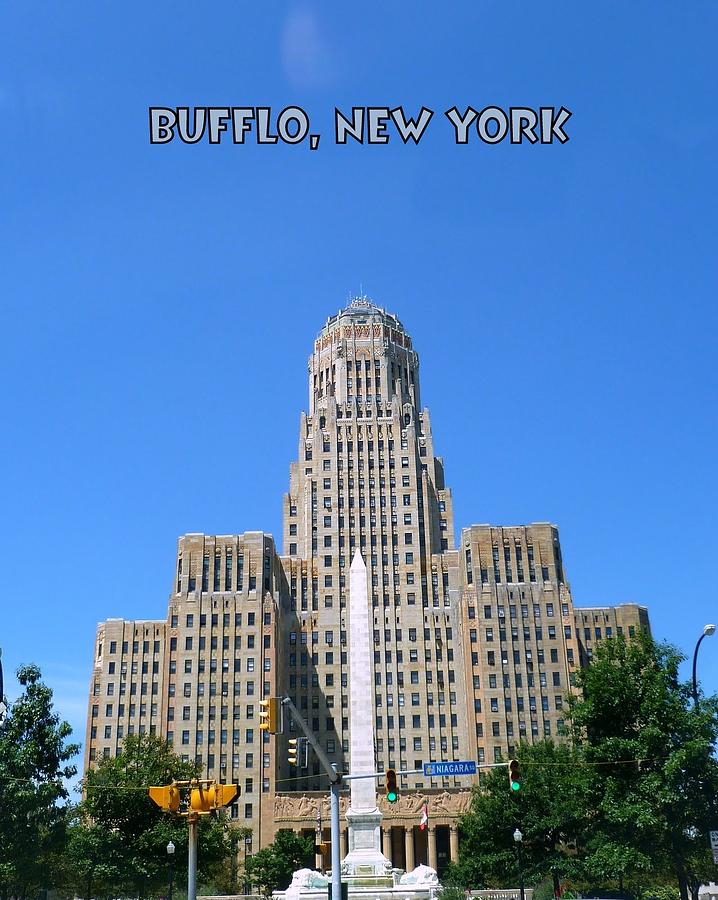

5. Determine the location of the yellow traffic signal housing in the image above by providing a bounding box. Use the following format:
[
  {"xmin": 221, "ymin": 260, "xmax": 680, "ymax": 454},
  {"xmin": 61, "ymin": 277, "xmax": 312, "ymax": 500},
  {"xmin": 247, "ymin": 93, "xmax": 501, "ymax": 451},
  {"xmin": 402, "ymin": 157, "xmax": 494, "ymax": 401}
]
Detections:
[
  {"xmin": 288, "ymin": 738, "xmax": 299, "ymax": 765},
  {"xmin": 190, "ymin": 785, "xmax": 214, "ymax": 812},
  {"xmin": 148, "ymin": 784, "xmax": 180, "ymax": 812},
  {"xmin": 213, "ymin": 783, "xmax": 238, "ymax": 808},
  {"xmin": 385, "ymin": 769, "xmax": 398, "ymax": 803},
  {"xmin": 259, "ymin": 697, "xmax": 280, "ymax": 733},
  {"xmin": 190, "ymin": 783, "xmax": 239, "ymax": 812}
]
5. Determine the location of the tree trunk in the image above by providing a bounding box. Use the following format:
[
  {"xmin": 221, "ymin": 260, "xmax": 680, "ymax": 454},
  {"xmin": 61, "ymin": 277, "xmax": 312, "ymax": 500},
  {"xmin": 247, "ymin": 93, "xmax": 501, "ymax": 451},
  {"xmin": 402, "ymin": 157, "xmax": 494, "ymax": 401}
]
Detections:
[{"xmin": 671, "ymin": 851, "xmax": 689, "ymax": 900}]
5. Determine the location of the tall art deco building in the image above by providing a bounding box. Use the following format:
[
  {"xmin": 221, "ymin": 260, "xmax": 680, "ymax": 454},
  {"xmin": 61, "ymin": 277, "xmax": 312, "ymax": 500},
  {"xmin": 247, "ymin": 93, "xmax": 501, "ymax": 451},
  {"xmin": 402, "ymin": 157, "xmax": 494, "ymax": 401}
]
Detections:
[{"xmin": 85, "ymin": 299, "xmax": 650, "ymax": 872}]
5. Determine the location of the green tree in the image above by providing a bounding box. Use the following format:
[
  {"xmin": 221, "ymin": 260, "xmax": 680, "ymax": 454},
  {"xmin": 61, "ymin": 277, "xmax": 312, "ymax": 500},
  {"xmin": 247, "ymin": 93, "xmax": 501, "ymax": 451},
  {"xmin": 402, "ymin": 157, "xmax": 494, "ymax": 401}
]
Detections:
[
  {"xmin": 75, "ymin": 733, "xmax": 232, "ymax": 898},
  {"xmin": 447, "ymin": 741, "xmax": 590, "ymax": 891},
  {"xmin": 0, "ymin": 664, "xmax": 79, "ymax": 900},
  {"xmin": 203, "ymin": 825, "xmax": 254, "ymax": 895},
  {"xmin": 245, "ymin": 828, "xmax": 314, "ymax": 895},
  {"xmin": 53, "ymin": 813, "xmax": 126, "ymax": 900},
  {"xmin": 568, "ymin": 633, "xmax": 718, "ymax": 900}
]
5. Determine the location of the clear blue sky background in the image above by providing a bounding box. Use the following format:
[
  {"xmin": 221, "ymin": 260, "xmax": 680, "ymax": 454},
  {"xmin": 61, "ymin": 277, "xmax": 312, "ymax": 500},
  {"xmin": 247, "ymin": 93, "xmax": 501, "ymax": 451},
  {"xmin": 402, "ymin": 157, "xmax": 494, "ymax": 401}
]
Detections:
[{"xmin": 2, "ymin": 2, "xmax": 717, "ymax": 767}]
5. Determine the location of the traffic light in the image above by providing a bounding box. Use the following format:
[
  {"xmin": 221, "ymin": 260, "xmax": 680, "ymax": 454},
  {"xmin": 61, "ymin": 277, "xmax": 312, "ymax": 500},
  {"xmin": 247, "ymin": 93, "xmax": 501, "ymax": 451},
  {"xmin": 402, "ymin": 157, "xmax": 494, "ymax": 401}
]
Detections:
[
  {"xmin": 288, "ymin": 738, "xmax": 299, "ymax": 766},
  {"xmin": 190, "ymin": 784, "xmax": 215, "ymax": 812},
  {"xmin": 148, "ymin": 784, "xmax": 180, "ymax": 812},
  {"xmin": 259, "ymin": 697, "xmax": 280, "ymax": 733},
  {"xmin": 212, "ymin": 783, "xmax": 238, "ymax": 808},
  {"xmin": 508, "ymin": 758, "xmax": 522, "ymax": 792},
  {"xmin": 190, "ymin": 783, "xmax": 239, "ymax": 812},
  {"xmin": 385, "ymin": 768, "xmax": 398, "ymax": 803}
]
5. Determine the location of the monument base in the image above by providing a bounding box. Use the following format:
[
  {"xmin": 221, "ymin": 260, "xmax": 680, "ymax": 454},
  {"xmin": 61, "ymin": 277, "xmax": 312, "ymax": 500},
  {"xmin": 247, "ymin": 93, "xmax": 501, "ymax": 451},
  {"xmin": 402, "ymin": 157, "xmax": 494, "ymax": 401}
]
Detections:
[
  {"xmin": 274, "ymin": 864, "xmax": 440, "ymax": 900},
  {"xmin": 342, "ymin": 806, "xmax": 392, "ymax": 879}
]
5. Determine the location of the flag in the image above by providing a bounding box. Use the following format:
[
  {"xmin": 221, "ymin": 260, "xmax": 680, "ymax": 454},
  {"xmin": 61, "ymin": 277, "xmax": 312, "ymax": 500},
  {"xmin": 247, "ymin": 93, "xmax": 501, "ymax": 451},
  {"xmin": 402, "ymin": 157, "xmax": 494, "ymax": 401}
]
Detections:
[{"xmin": 419, "ymin": 802, "xmax": 429, "ymax": 830}]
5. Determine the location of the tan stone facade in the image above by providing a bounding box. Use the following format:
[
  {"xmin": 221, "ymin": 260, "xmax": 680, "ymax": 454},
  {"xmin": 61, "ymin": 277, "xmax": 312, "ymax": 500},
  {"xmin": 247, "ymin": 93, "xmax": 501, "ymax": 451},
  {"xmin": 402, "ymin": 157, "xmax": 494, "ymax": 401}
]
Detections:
[{"xmin": 84, "ymin": 299, "xmax": 651, "ymax": 869}]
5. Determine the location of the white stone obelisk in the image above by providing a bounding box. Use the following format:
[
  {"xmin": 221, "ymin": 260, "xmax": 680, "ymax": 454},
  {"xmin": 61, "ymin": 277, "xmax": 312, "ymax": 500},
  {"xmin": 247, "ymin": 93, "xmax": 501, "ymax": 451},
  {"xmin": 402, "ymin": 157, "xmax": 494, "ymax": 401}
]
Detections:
[{"xmin": 342, "ymin": 551, "xmax": 392, "ymax": 876}]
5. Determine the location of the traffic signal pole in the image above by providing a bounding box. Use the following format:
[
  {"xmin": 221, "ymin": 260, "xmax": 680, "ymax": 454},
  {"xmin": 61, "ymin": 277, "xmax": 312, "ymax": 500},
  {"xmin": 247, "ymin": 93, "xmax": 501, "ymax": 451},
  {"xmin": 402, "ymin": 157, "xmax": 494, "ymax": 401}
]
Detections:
[
  {"xmin": 330, "ymin": 765, "xmax": 341, "ymax": 900},
  {"xmin": 188, "ymin": 812, "xmax": 198, "ymax": 900},
  {"xmin": 148, "ymin": 779, "xmax": 237, "ymax": 900},
  {"xmin": 280, "ymin": 697, "xmax": 342, "ymax": 900}
]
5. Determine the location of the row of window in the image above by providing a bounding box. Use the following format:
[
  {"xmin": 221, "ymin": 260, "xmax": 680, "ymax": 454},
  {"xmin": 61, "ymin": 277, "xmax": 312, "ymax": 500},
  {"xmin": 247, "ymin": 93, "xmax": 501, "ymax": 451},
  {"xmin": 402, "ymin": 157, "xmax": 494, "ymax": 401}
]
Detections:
[
  {"xmin": 374, "ymin": 713, "xmax": 457, "ymax": 733},
  {"xmin": 288, "ymin": 591, "xmax": 450, "ymax": 612},
  {"xmin": 477, "ymin": 601, "xmax": 568, "ymax": 620},
  {"xmin": 376, "ymin": 669, "xmax": 453, "ymax": 686},
  {"xmin": 102, "ymin": 639, "xmax": 161, "ymax": 657},
  {"xmin": 472, "ymin": 670, "xmax": 566, "ymax": 695},
  {"xmin": 101, "ymin": 681, "xmax": 159, "ymax": 696},
  {"xmin": 92, "ymin": 702, "xmax": 155, "ymax": 719},
  {"xmin": 375, "ymin": 690, "xmax": 457, "ymax": 707},
  {"xmin": 476, "ymin": 690, "xmax": 564, "ymax": 713},
  {"xmin": 173, "ymin": 611, "xmax": 262, "ymax": 629}
]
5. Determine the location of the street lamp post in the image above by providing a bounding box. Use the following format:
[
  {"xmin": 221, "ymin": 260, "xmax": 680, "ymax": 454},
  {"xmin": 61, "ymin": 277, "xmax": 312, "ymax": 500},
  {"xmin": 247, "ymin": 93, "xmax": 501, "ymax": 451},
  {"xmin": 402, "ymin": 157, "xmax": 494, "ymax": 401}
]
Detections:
[
  {"xmin": 0, "ymin": 647, "xmax": 7, "ymax": 723},
  {"xmin": 166, "ymin": 841, "xmax": 175, "ymax": 900},
  {"xmin": 513, "ymin": 829, "xmax": 526, "ymax": 900},
  {"xmin": 244, "ymin": 835, "xmax": 252, "ymax": 895},
  {"xmin": 692, "ymin": 624, "xmax": 716, "ymax": 708}
]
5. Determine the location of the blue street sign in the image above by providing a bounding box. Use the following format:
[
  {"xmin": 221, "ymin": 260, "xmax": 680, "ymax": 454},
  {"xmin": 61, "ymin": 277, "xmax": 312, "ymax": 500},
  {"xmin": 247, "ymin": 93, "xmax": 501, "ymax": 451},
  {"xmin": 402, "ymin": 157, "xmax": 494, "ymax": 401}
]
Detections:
[{"xmin": 423, "ymin": 760, "xmax": 477, "ymax": 777}]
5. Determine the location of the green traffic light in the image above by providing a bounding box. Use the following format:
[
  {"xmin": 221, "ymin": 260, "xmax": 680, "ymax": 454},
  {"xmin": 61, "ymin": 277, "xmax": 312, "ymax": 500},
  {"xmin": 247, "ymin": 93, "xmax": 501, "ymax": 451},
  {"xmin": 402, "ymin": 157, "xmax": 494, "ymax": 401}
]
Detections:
[
  {"xmin": 387, "ymin": 791, "xmax": 398, "ymax": 803},
  {"xmin": 511, "ymin": 781, "xmax": 521, "ymax": 791}
]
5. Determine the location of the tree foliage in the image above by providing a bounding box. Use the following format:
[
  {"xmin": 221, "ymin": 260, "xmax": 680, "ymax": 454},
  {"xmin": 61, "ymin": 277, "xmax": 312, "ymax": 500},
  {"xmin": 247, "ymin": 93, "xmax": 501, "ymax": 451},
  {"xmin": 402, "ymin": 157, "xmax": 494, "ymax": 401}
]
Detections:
[
  {"xmin": 447, "ymin": 741, "xmax": 590, "ymax": 890},
  {"xmin": 453, "ymin": 634, "xmax": 718, "ymax": 900},
  {"xmin": 245, "ymin": 828, "xmax": 314, "ymax": 895},
  {"xmin": 568, "ymin": 633, "xmax": 718, "ymax": 900},
  {"xmin": 0, "ymin": 664, "xmax": 79, "ymax": 899},
  {"xmin": 65, "ymin": 733, "xmax": 232, "ymax": 898}
]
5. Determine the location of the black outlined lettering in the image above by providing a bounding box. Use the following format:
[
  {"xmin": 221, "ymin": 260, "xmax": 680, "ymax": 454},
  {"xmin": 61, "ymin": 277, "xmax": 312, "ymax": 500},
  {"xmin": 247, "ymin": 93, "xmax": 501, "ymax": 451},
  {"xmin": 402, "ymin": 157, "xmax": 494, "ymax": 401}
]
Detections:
[
  {"xmin": 390, "ymin": 107, "xmax": 434, "ymax": 144},
  {"xmin": 367, "ymin": 108, "xmax": 391, "ymax": 144},
  {"xmin": 510, "ymin": 108, "xmax": 539, "ymax": 144},
  {"xmin": 335, "ymin": 107, "xmax": 364, "ymax": 144},
  {"xmin": 444, "ymin": 106, "xmax": 478, "ymax": 143},
  {"xmin": 540, "ymin": 107, "xmax": 572, "ymax": 143},
  {"xmin": 149, "ymin": 108, "xmax": 177, "ymax": 144},
  {"xmin": 477, "ymin": 107, "xmax": 509, "ymax": 144},
  {"xmin": 277, "ymin": 107, "xmax": 310, "ymax": 144}
]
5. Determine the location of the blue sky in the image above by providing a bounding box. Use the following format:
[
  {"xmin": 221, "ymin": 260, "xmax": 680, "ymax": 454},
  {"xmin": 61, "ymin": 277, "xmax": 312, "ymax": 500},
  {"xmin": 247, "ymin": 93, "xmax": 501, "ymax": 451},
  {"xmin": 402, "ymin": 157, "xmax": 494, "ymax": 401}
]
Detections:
[{"xmin": 2, "ymin": 2, "xmax": 717, "ymax": 762}]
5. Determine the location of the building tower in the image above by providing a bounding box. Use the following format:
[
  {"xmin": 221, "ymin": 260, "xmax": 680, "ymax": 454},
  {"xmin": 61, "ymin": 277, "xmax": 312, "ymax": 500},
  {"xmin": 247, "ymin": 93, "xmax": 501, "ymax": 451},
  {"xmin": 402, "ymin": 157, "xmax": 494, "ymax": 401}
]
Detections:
[{"xmin": 280, "ymin": 298, "xmax": 470, "ymax": 791}]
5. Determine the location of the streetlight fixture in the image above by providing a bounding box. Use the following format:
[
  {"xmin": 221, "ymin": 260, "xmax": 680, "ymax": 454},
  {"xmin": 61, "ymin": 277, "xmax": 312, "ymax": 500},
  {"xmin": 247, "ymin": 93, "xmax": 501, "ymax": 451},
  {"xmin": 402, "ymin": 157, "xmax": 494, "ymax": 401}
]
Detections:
[
  {"xmin": 692, "ymin": 624, "xmax": 716, "ymax": 708},
  {"xmin": 167, "ymin": 840, "xmax": 176, "ymax": 900},
  {"xmin": 513, "ymin": 829, "xmax": 525, "ymax": 900}
]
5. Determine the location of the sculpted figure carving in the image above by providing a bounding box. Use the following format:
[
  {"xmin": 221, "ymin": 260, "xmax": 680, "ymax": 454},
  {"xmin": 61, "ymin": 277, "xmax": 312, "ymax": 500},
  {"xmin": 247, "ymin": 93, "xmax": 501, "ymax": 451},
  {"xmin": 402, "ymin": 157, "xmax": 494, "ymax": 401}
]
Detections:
[
  {"xmin": 432, "ymin": 791, "xmax": 453, "ymax": 815},
  {"xmin": 455, "ymin": 791, "xmax": 472, "ymax": 814},
  {"xmin": 285, "ymin": 869, "xmax": 329, "ymax": 900},
  {"xmin": 402, "ymin": 794, "xmax": 424, "ymax": 814},
  {"xmin": 400, "ymin": 864, "xmax": 439, "ymax": 886},
  {"xmin": 296, "ymin": 795, "xmax": 316, "ymax": 818}
]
